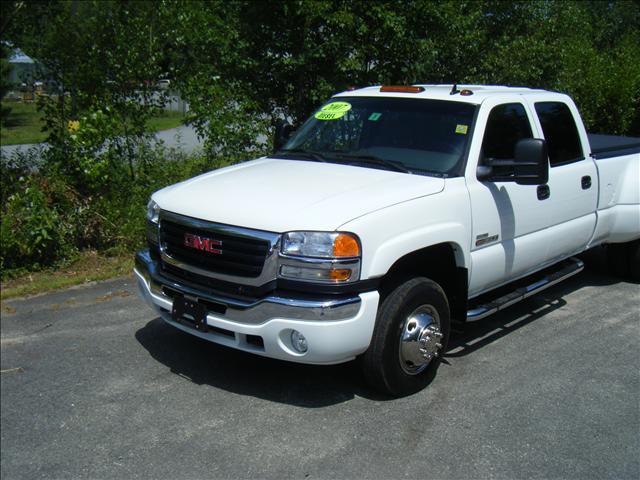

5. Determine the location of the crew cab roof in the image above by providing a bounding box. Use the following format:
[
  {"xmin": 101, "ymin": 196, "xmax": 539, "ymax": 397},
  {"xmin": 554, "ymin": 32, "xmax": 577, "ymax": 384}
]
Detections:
[{"xmin": 334, "ymin": 84, "xmax": 563, "ymax": 105}]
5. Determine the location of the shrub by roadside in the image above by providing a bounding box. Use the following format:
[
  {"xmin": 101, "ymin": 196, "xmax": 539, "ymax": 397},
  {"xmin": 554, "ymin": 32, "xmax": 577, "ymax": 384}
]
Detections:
[{"xmin": 0, "ymin": 142, "xmax": 246, "ymax": 281}]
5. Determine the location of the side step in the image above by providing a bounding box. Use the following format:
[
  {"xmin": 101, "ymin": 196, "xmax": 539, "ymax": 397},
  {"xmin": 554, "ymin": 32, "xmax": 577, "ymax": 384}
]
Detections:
[{"xmin": 466, "ymin": 257, "xmax": 584, "ymax": 322}]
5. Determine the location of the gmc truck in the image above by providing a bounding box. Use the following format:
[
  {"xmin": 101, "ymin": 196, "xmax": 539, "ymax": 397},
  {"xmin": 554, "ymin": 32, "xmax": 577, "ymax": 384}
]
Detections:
[{"xmin": 135, "ymin": 85, "xmax": 640, "ymax": 397}]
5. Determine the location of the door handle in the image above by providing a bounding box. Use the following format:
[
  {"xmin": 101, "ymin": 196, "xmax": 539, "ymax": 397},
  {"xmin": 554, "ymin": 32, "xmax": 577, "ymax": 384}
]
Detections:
[
  {"xmin": 537, "ymin": 184, "xmax": 550, "ymax": 200},
  {"xmin": 582, "ymin": 175, "xmax": 592, "ymax": 189}
]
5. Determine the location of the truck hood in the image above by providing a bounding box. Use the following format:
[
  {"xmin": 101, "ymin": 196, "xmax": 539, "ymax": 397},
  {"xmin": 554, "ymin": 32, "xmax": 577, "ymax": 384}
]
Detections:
[{"xmin": 153, "ymin": 157, "xmax": 444, "ymax": 232}]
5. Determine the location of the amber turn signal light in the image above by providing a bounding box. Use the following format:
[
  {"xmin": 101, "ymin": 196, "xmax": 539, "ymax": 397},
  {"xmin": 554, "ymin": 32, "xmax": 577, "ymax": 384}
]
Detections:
[
  {"xmin": 333, "ymin": 233, "xmax": 360, "ymax": 257},
  {"xmin": 329, "ymin": 269, "xmax": 352, "ymax": 281}
]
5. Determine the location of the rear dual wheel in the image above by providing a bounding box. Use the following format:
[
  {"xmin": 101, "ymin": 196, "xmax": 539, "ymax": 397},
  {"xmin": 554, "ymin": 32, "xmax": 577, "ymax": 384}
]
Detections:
[
  {"xmin": 607, "ymin": 240, "xmax": 640, "ymax": 282},
  {"xmin": 361, "ymin": 277, "xmax": 450, "ymax": 397}
]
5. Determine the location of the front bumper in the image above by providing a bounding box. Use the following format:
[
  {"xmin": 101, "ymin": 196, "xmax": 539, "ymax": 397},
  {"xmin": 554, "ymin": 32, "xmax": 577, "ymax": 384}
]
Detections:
[{"xmin": 134, "ymin": 250, "xmax": 380, "ymax": 365}]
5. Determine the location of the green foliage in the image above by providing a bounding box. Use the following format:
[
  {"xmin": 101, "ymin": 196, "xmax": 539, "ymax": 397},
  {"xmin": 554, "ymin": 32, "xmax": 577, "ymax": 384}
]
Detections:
[
  {"xmin": 549, "ymin": 2, "xmax": 640, "ymax": 135},
  {"xmin": 58, "ymin": 107, "xmax": 122, "ymax": 189},
  {"xmin": 0, "ymin": 43, "xmax": 14, "ymax": 123},
  {"xmin": 181, "ymin": 80, "xmax": 270, "ymax": 157},
  {"xmin": 0, "ymin": 144, "xmax": 238, "ymax": 276},
  {"xmin": 473, "ymin": 0, "xmax": 639, "ymax": 135},
  {"xmin": 4, "ymin": 0, "xmax": 638, "ymax": 137},
  {"xmin": 4, "ymin": 0, "xmax": 171, "ymax": 179},
  {"xmin": 0, "ymin": 173, "xmax": 71, "ymax": 271},
  {"xmin": 1, "ymin": 0, "xmax": 639, "ymax": 275},
  {"xmin": 225, "ymin": 0, "xmax": 639, "ymax": 133}
]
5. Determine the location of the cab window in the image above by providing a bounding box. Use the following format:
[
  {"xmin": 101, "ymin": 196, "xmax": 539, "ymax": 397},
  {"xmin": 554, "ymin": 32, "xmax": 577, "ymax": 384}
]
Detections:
[
  {"xmin": 534, "ymin": 102, "xmax": 584, "ymax": 166},
  {"xmin": 482, "ymin": 103, "xmax": 533, "ymax": 161}
]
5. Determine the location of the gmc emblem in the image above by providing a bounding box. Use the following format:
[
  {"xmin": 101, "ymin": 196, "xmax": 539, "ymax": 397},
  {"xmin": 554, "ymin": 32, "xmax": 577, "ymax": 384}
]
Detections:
[{"xmin": 184, "ymin": 233, "xmax": 223, "ymax": 254}]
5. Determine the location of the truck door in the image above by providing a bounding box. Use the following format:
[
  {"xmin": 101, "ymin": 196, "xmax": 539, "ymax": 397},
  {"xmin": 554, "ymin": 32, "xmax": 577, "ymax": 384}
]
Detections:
[
  {"xmin": 527, "ymin": 98, "xmax": 598, "ymax": 262},
  {"xmin": 466, "ymin": 98, "xmax": 554, "ymax": 297}
]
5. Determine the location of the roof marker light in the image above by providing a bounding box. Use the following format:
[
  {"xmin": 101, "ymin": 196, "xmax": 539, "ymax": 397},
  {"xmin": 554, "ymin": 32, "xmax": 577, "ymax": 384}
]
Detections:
[{"xmin": 380, "ymin": 85, "xmax": 425, "ymax": 93}]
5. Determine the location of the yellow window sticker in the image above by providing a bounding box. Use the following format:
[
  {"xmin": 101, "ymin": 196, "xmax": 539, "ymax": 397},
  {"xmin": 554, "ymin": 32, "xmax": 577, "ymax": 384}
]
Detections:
[
  {"xmin": 314, "ymin": 101, "xmax": 352, "ymax": 120},
  {"xmin": 455, "ymin": 124, "xmax": 468, "ymax": 135}
]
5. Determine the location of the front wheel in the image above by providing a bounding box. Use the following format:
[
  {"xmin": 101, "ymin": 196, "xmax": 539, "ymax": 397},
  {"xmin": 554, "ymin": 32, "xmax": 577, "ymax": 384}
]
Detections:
[{"xmin": 361, "ymin": 277, "xmax": 450, "ymax": 397}]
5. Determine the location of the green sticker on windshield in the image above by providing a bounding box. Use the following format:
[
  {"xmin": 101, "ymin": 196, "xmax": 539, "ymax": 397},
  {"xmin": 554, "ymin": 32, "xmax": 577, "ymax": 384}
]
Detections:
[
  {"xmin": 315, "ymin": 111, "xmax": 347, "ymax": 120},
  {"xmin": 455, "ymin": 124, "xmax": 468, "ymax": 134},
  {"xmin": 368, "ymin": 112, "xmax": 382, "ymax": 121},
  {"xmin": 314, "ymin": 101, "xmax": 351, "ymax": 120}
]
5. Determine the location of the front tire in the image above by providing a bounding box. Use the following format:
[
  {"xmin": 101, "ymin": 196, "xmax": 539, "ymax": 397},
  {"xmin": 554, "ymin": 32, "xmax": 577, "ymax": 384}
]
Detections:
[{"xmin": 361, "ymin": 277, "xmax": 450, "ymax": 397}]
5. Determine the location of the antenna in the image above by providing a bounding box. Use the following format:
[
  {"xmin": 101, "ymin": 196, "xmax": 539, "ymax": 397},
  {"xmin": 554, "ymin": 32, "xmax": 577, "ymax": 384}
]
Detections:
[{"xmin": 450, "ymin": 84, "xmax": 460, "ymax": 95}]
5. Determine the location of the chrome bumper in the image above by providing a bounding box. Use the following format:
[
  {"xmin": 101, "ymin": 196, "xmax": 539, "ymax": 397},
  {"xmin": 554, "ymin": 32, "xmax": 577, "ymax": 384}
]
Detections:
[{"xmin": 134, "ymin": 249, "xmax": 362, "ymax": 325}]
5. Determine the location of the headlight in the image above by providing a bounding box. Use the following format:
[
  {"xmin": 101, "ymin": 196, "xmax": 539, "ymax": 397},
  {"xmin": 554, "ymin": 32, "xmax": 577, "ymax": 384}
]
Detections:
[
  {"xmin": 279, "ymin": 231, "xmax": 361, "ymax": 283},
  {"xmin": 282, "ymin": 232, "xmax": 360, "ymax": 258},
  {"xmin": 146, "ymin": 199, "xmax": 160, "ymax": 247},
  {"xmin": 146, "ymin": 199, "xmax": 160, "ymax": 224}
]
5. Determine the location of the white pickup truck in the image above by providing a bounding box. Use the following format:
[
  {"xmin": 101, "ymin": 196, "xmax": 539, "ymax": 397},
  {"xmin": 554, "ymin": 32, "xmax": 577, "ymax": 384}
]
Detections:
[{"xmin": 135, "ymin": 85, "xmax": 640, "ymax": 396}]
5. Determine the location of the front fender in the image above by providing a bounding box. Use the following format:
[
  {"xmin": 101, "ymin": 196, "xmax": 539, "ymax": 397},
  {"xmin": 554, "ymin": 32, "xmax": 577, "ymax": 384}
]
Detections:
[
  {"xmin": 339, "ymin": 178, "xmax": 472, "ymax": 279},
  {"xmin": 364, "ymin": 222, "xmax": 469, "ymax": 278}
]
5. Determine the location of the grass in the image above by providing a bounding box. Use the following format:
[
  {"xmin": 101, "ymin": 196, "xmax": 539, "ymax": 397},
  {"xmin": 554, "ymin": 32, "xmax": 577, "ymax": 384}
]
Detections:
[
  {"xmin": 146, "ymin": 110, "xmax": 185, "ymax": 133},
  {"xmin": 0, "ymin": 101, "xmax": 47, "ymax": 145},
  {"xmin": 0, "ymin": 101, "xmax": 185, "ymax": 146},
  {"xmin": 1, "ymin": 250, "xmax": 134, "ymax": 300}
]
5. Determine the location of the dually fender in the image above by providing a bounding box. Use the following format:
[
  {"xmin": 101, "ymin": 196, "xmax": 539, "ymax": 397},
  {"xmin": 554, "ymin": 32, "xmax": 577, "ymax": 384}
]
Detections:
[
  {"xmin": 596, "ymin": 152, "xmax": 640, "ymax": 208},
  {"xmin": 616, "ymin": 153, "xmax": 640, "ymax": 206},
  {"xmin": 589, "ymin": 153, "xmax": 640, "ymax": 246}
]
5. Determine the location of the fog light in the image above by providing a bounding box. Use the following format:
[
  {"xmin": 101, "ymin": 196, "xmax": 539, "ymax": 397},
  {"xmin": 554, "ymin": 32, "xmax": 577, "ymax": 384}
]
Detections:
[{"xmin": 291, "ymin": 330, "xmax": 308, "ymax": 353}]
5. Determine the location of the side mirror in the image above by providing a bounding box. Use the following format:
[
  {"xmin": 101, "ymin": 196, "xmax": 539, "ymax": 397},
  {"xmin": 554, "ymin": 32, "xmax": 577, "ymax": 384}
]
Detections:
[
  {"xmin": 273, "ymin": 120, "xmax": 295, "ymax": 152},
  {"xmin": 513, "ymin": 138, "xmax": 548, "ymax": 185},
  {"xmin": 476, "ymin": 138, "xmax": 549, "ymax": 186}
]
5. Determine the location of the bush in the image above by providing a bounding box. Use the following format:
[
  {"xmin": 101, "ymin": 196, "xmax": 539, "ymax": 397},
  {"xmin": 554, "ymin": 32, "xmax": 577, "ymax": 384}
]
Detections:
[
  {"xmin": 0, "ymin": 174, "xmax": 73, "ymax": 272},
  {"xmin": 0, "ymin": 139, "xmax": 245, "ymax": 278}
]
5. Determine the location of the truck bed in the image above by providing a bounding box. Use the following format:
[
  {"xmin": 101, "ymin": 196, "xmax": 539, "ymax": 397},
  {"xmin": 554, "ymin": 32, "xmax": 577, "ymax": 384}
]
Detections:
[{"xmin": 588, "ymin": 133, "xmax": 640, "ymax": 159}]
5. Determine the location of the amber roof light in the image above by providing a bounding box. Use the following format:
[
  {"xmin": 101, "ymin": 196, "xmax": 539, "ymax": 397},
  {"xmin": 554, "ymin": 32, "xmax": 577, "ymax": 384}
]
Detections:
[{"xmin": 380, "ymin": 85, "xmax": 425, "ymax": 93}]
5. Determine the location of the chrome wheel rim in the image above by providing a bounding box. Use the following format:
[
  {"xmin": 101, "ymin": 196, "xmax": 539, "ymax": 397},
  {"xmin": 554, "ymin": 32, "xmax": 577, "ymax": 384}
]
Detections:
[{"xmin": 398, "ymin": 304, "xmax": 443, "ymax": 375}]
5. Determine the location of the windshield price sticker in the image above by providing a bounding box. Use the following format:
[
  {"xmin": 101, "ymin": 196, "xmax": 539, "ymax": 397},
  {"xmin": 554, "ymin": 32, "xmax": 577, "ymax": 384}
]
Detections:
[
  {"xmin": 315, "ymin": 101, "xmax": 352, "ymax": 120},
  {"xmin": 368, "ymin": 112, "xmax": 382, "ymax": 121},
  {"xmin": 455, "ymin": 124, "xmax": 469, "ymax": 134}
]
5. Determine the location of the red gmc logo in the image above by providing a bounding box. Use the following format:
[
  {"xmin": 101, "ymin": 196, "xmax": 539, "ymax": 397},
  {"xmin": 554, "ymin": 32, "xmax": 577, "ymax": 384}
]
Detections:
[{"xmin": 184, "ymin": 233, "xmax": 223, "ymax": 254}]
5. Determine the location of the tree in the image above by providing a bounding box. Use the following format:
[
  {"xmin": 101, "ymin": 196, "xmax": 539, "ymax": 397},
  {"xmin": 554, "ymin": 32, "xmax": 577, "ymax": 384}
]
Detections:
[
  {"xmin": 0, "ymin": 42, "xmax": 14, "ymax": 124},
  {"xmin": 3, "ymin": 0, "xmax": 638, "ymax": 154}
]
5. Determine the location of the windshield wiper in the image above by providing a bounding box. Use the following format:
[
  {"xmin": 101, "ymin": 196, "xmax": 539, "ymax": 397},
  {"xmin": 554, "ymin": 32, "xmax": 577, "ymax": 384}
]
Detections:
[
  {"xmin": 273, "ymin": 148, "xmax": 327, "ymax": 163},
  {"xmin": 274, "ymin": 149, "xmax": 413, "ymax": 174},
  {"xmin": 333, "ymin": 153, "xmax": 412, "ymax": 174}
]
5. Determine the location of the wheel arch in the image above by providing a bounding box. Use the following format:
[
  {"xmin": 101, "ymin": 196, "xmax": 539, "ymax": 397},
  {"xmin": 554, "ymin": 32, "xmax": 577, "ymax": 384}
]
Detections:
[{"xmin": 377, "ymin": 242, "xmax": 469, "ymax": 322}]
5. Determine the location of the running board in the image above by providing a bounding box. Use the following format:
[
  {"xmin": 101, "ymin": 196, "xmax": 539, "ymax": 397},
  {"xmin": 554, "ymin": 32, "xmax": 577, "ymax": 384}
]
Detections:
[{"xmin": 466, "ymin": 257, "xmax": 584, "ymax": 322}]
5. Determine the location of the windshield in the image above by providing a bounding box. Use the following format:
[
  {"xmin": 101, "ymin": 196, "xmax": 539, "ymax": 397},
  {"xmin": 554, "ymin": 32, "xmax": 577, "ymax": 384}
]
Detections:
[{"xmin": 279, "ymin": 97, "xmax": 476, "ymax": 175}]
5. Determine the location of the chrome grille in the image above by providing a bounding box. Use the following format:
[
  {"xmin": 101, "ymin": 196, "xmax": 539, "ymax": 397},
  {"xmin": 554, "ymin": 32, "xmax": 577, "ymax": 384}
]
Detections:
[{"xmin": 159, "ymin": 212, "xmax": 279, "ymax": 281}]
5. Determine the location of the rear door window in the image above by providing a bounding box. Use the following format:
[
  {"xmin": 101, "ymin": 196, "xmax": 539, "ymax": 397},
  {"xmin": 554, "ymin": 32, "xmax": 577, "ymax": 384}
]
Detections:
[{"xmin": 534, "ymin": 102, "xmax": 584, "ymax": 166}]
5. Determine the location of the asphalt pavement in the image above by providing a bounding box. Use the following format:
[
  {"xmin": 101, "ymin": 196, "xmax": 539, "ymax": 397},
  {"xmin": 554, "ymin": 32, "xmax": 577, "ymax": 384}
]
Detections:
[
  {"xmin": 1, "ymin": 249, "xmax": 639, "ymax": 479},
  {"xmin": 0, "ymin": 125, "xmax": 204, "ymax": 160}
]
